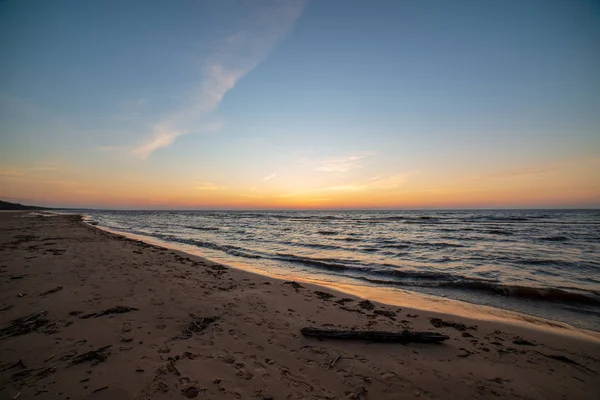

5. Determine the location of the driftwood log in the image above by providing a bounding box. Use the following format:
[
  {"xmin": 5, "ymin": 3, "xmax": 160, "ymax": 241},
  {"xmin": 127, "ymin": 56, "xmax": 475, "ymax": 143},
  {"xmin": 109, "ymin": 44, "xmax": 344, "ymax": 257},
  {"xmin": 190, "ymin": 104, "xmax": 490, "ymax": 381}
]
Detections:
[{"xmin": 301, "ymin": 328, "xmax": 449, "ymax": 343}]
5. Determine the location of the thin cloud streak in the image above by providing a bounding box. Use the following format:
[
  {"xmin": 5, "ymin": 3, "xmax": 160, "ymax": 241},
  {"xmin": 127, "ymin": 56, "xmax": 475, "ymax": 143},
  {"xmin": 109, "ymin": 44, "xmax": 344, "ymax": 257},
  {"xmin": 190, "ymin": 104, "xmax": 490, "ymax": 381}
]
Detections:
[
  {"xmin": 0, "ymin": 168, "xmax": 25, "ymax": 177},
  {"xmin": 133, "ymin": 125, "xmax": 188, "ymax": 160},
  {"xmin": 313, "ymin": 152, "xmax": 375, "ymax": 173},
  {"xmin": 279, "ymin": 173, "xmax": 413, "ymax": 198},
  {"xmin": 318, "ymin": 174, "xmax": 413, "ymax": 192},
  {"xmin": 133, "ymin": 0, "xmax": 307, "ymax": 159},
  {"xmin": 27, "ymin": 165, "xmax": 60, "ymax": 172},
  {"xmin": 196, "ymin": 182, "xmax": 220, "ymax": 191},
  {"xmin": 262, "ymin": 173, "xmax": 276, "ymax": 181},
  {"xmin": 0, "ymin": 164, "xmax": 99, "ymax": 195}
]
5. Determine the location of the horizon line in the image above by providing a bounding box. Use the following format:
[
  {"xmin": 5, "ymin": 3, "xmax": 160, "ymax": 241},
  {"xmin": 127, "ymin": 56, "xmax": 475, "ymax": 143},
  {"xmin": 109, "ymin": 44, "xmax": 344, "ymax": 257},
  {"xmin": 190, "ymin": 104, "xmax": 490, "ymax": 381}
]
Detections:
[{"xmin": 55, "ymin": 207, "xmax": 600, "ymax": 212}]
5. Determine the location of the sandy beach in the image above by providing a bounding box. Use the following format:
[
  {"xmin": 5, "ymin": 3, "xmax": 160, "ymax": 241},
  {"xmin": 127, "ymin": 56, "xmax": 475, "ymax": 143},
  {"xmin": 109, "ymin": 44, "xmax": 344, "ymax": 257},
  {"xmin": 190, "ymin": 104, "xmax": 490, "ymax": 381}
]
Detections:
[{"xmin": 1, "ymin": 212, "xmax": 599, "ymax": 400}]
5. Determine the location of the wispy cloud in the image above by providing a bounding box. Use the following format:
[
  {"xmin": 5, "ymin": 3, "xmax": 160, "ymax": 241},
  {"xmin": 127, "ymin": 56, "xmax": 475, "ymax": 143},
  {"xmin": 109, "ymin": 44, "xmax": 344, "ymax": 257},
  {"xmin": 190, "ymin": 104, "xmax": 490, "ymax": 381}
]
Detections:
[
  {"xmin": 319, "ymin": 174, "xmax": 412, "ymax": 192},
  {"xmin": 366, "ymin": 174, "xmax": 413, "ymax": 189},
  {"xmin": 133, "ymin": 0, "xmax": 307, "ymax": 159},
  {"xmin": 133, "ymin": 125, "xmax": 188, "ymax": 160},
  {"xmin": 0, "ymin": 167, "xmax": 25, "ymax": 177},
  {"xmin": 262, "ymin": 173, "xmax": 276, "ymax": 181},
  {"xmin": 196, "ymin": 182, "xmax": 220, "ymax": 191},
  {"xmin": 27, "ymin": 163, "xmax": 61, "ymax": 172},
  {"xmin": 313, "ymin": 152, "xmax": 375, "ymax": 173},
  {"xmin": 31, "ymin": 179, "xmax": 80, "ymax": 189},
  {"xmin": 0, "ymin": 164, "xmax": 97, "ymax": 195},
  {"xmin": 71, "ymin": 189, "xmax": 101, "ymax": 195},
  {"xmin": 1, "ymin": 164, "xmax": 63, "ymax": 177},
  {"xmin": 280, "ymin": 173, "xmax": 413, "ymax": 197}
]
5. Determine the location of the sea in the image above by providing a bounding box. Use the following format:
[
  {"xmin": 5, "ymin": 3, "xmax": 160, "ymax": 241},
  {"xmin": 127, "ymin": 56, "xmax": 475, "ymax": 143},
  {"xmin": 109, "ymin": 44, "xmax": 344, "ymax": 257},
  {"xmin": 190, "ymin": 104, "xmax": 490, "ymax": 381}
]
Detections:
[{"xmin": 82, "ymin": 209, "xmax": 600, "ymax": 331}]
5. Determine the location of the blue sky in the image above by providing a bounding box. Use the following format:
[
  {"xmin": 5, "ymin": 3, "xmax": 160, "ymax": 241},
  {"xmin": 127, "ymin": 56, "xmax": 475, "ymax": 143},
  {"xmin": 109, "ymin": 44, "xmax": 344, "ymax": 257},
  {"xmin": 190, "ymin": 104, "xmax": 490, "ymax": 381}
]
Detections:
[{"xmin": 0, "ymin": 0, "xmax": 599, "ymax": 208}]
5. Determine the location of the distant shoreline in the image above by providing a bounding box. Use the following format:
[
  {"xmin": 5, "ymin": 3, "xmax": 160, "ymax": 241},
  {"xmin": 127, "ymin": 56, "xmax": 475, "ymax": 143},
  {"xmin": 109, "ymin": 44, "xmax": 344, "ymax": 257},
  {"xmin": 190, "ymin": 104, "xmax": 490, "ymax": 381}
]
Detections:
[{"xmin": 3, "ymin": 199, "xmax": 599, "ymax": 212}]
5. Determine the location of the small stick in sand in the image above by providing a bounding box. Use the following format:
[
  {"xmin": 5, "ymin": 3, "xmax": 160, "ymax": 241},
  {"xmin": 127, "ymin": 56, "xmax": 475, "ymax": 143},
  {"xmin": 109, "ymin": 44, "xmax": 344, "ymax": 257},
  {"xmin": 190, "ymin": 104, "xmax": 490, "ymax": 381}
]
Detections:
[
  {"xmin": 327, "ymin": 354, "xmax": 342, "ymax": 370},
  {"xmin": 39, "ymin": 286, "xmax": 63, "ymax": 296},
  {"xmin": 44, "ymin": 354, "xmax": 55, "ymax": 362},
  {"xmin": 191, "ymin": 320, "xmax": 203, "ymax": 330},
  {"xmin": 92, "ymin": 386, "xmax": 109, "ymax": 393}
]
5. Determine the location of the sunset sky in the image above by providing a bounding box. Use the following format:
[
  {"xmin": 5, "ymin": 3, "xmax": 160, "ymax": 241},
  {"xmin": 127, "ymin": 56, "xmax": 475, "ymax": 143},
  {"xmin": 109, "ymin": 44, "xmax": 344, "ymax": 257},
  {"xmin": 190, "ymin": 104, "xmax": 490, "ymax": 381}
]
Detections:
[{"xmin": 1, "ymin": 0, "xmax": 599, "ymax": 209}]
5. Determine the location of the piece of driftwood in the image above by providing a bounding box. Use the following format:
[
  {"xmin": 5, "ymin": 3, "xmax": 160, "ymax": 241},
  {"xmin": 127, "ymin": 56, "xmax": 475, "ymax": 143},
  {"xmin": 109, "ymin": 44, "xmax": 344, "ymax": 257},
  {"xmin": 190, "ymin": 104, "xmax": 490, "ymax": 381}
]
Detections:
[{"xmin": 301, "ymin": 328, "xmax": 449, "ymax": 343}]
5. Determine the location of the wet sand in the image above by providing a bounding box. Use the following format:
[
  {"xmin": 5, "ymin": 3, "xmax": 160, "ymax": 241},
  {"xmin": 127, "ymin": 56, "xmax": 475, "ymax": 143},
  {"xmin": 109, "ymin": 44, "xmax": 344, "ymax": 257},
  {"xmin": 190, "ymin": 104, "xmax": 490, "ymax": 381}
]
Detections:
[{"xmin": 1, "ymin": 212, "xmax": 599, "ymax": 399}]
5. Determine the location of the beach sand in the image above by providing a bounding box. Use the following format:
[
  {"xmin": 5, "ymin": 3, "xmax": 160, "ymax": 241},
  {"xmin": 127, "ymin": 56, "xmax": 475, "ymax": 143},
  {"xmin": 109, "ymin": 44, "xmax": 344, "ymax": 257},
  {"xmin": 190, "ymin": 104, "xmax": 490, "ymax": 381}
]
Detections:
[{"xmin": 1, "ymin": 212, "xmax": 599, "ymax": 399}]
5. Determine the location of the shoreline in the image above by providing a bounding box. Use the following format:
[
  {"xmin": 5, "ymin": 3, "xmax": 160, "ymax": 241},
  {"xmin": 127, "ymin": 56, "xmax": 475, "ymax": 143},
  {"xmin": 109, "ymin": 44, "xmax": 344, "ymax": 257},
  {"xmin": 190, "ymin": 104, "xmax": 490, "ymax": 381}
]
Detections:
[
  {"xmin": 1, "ymin": 212, "xmax": 599, "ymax": 399},
  {"xmin": 79, "ymin": 209, "xmax": 600, "ymax": 333},
  {"xmin": 92, "ymin": 219, "xmax": 600, "ymax": 342}
]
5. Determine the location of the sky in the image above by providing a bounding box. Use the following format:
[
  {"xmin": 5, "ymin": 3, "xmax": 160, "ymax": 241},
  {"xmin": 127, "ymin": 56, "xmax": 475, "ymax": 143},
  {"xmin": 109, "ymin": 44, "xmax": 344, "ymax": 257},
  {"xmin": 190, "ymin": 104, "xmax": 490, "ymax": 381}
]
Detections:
[{"xmin": 1, "ymin": 0, "xmax": 599, "ymax": 209}]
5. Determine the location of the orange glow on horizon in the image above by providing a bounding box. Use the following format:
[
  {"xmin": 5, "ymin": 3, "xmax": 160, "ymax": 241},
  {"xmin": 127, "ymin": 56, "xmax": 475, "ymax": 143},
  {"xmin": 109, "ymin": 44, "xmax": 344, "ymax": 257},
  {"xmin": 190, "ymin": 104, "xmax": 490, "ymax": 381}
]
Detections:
[{"xmin": 1, "ymin": 157, "xmax": 599, "ymax": 209}]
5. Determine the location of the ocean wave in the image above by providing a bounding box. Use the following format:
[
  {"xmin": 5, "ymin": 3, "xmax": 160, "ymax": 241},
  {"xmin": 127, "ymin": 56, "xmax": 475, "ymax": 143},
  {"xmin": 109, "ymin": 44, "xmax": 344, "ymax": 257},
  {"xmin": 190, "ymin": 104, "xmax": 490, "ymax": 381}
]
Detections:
[
  {"xmin": 226, "ymin": 249, "xmax": 261, "ymax": 259},
  {"xmin": 274, "ymin": 253, "xmax": 364, "ymax": 272},
  {"xmin": 437, "ymin": 281, "xmax": 600, "ymax": 305},
  {"xmin": 340, "ymin": 237, "xmax": 361, "ymax": 242},
  {"xmin": 403, "ymin": 220, "xmax": 441, "ymax": 225},
  {"xmin": 489, "ymin": 255, "xmax": 583, "ymax": 269},
  {"xmin": 360, "ymin": 247, "xmax": 379, "ymax": 252},
  {"xmin": 383, "ymin": 250, "xmax": 409, "ymax": 257},
  {"xmin": 378, "ymin": 240, "xmax": 464, "ymax": 249},
  {"xmin": 146, "ymin": 233, "xmax": 252, "ymax": 256},
  {"xmin": 519, "ymin": 258, "xmax": 568, "ymax": 266},
  {"xmin": 539, "ymin": 235, "xmax": 568, "ymax": 242},
  {"xmin": 467, "ymin": 216, "xmax": 530, "ymax": 222},
  {"xmin": 345, "ymin": 215, "xmax": 443, "ymax": 224},
  {"xmin": 484, "ymin": 229, "xmax": 513, "ymax": 235},
  {"xmin": 275, "ymin": 240, "xmax": 341, "ymax": 251},
  {"xmin": 268, "ymin": 255, "xmax": 600, "ymax": 306},
  {"xmin": 185, "ymin": 226, "xmax": 220, "ymax": 231},
  {"xmin": 438, "ymin": 227, "xmax": 475, "ymax": 233},
  {"xmin": 317, "ymin": 230, "xmax": 338, "ymax": 235},
  {"xmin": 427, "ymin": 242, "xmax": 465, "ymax": 248},
  {"xmin": 357, "ymin": 274, "xmax": 600, "ymax": 305},
  {"xmin": 376, "ymin": 266, "xmax": 451, "ymax": 280},
  {"xmin": 380, "ymin": 243, "xmax": 411, "ymax": 249},
  {"xmin": 241, "ymin": 213, "xmax": 344, "ymax": 221}
]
